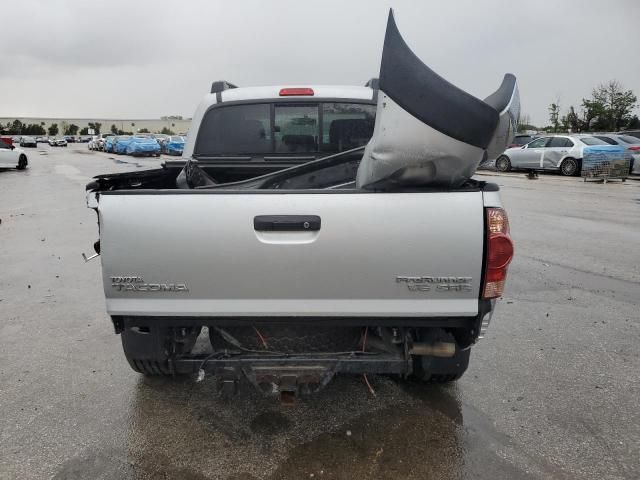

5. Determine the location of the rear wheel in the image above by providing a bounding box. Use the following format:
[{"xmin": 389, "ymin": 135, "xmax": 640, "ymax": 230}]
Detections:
[
  {"xmin": 410, "ymin": 330, "xmax": 470, "ymax": 383},
  {"xmin": 495, "ymin": 155, "xmax": 512, "ymax": 172},
  {"xmin": 16, "ymin": 155, "xmax": 27, "ymax": 170},
  {"xmin": 560, "ymin": 157, "xmax": 578, "ymax": 176},
  {"xmin": 121, "ymin": 325, "xmax": 201, "ymax": 376}
]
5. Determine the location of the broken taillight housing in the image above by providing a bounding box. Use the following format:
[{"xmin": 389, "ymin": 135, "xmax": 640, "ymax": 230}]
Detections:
[{"xmin": 482, "ymin": 208, "xmax": 514, "ymax": 299}]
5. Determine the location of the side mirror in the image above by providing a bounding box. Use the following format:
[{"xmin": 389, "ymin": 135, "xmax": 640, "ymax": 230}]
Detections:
[{"xmin": 10, "ymin": 145, "xmax": 15, "ymax": 150}]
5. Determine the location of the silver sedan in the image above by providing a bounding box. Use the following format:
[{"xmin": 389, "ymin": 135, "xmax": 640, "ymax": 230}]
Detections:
[{"xmin": 495, "ymin": 134, "xmax": 609, "ymax": 176}]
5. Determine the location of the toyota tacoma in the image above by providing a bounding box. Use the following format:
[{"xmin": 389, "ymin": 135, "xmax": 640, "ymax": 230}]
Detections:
[{"xmin": 85, "ymin": 11, "xmax": 518, "ymax": 397}]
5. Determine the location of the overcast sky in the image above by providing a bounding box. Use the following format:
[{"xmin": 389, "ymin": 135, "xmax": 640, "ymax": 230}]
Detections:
[{"xmin": 1, "ymin": 0, "xmax": 638, "ymax": 126}]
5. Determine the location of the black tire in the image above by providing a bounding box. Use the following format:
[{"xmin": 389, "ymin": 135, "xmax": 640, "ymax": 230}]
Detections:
[
  {"xmin": 410, "ymin": 330, "xmax": 470, "ymax": 383},
  {"xmin": 560, "ymin": 157, "xmax": 578, "ymax": 176},
  {"xmin": 16, "ymin": 154, "xmax": 27, "ymax": 170},
  {"xmin": 209, "ymin": 325, "xmax": 361, "ymax": 353},
  {"xmin": 121, "ymin": 325, "xmax": 201, "ymax": 376},
  {"xmin": 411, "ymin": 347, "xmax": 470, "ymax": 383},
  {"xmin": 495, "ymin": 155, "xmax": 512, "ymax": 172}
]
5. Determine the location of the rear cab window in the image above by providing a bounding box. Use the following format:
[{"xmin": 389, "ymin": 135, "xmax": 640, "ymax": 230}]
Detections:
[{"xmin": 194, "ymin": 101, "xmax": 375, "ymax": 158}]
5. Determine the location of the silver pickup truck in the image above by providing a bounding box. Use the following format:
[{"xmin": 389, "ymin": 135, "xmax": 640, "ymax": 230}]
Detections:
[{"xmin": 86, "ymin": 11, "xmax": 517, "ymax": 397}]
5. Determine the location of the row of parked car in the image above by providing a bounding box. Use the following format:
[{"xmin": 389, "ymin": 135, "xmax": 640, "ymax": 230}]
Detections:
[
  {"xmin": 487, "ymin": 130, "xmax": 640, "ymax": 176},
  {"xmin": 88, "ymin": 133, "xmax": 185, "ymax": 156},
  {"xmin": 9, "ymin": 136, "xmax": 70, "ymax": 147}
]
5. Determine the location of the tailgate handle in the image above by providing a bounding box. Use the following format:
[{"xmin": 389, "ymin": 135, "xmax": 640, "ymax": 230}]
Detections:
[{"xmin": 254, "ymin": 215, "xmax": 321, "ymax": 232}]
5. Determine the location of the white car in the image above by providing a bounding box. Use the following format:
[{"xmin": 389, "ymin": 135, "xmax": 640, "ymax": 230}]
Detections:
[
  {"xmin": 495, "ymin": 134, "xmax": 609, "ymax": 176},
  {"xmin": 48, "ymin": 138, "xmax": 68, "ymax": 147},
  {"xmin": 88, "ymin": 136, "xmax": 100, "ymax": 150},
  {"xmin": 0, "ymin": 138, "xmax": 28, "ymax": 170}
]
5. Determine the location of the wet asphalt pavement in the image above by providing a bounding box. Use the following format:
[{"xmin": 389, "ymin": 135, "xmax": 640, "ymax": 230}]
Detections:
[{"xmin": 1, "ymin": 144, "xmax": 639, "ymax": 480}]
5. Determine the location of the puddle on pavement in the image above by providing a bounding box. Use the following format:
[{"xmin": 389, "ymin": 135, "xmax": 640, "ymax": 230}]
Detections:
[{"xmin": 53, "ymin": 372, "xmax": 563, "ymax": 480}]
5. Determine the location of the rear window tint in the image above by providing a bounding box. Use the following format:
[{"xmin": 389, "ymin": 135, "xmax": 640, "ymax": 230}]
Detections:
[
  {"xmin": 275, "ymin": 104, "xmax": 318, "ymax": 153},
  {"xmin": 321, "ymin": 103, "xmax": 375, "ymax": 152},
  {"xmin": 579, "ymin": 137, "xmax": 608, "ymax": 146},
  {"xmin": 196, "ymin": 104, "xmax": 272, "ymax": 155},
  {"xmin": 194, "ymin": 102, "xmax": 375, "ymax": 156},
  {"xmin": 594, "ymin": 136, "xmax": 618, "ymax": 145},
  {"xmin": 513, "ymin": 136, "xmax": 533, "ymax": 145},
  {"xmin": 617, "ymin": 135, "xmax": 639, "ymax": 144}
]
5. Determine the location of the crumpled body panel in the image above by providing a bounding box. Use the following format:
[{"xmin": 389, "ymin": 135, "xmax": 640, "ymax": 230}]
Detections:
[{"xmin": 357, "ymin": 10, "xmax": 519, "ymax": 190}]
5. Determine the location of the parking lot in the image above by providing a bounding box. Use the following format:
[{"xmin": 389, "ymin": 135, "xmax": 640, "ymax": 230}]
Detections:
[{"xmin": 1, "ymin": 144, "xmax": 639, "ymax": 479}]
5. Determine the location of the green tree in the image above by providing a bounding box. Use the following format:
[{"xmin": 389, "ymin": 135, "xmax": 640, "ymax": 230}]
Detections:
[
  {"xmin": 79, "ymin": 127, "xmax": 89, "ymax": 135},
  {"xmin": 9, "ymin": 119, "xmax": 24, "ymax": 134},
  {"xmin": 110, "ymin": 124, "xmax": 119, "ymax": 134},
  {"xmin": 598, "ymin": 80, "xmax": 637, "ymax": 130},
  {"xmin": 580, "ymin": 98, "xmax": 605, "ymax": 131},
  {"xmin": 580, "ymin": 81, "xmax": 637, "ymax": 131},
  {"xmin": 566, "ymin": 106, "xmax": 580, "ymax": 132},
  {"xmin": 548, "ymin": 102, "xmax": 560, "ymax": 132},
  {"xmin": 65, "ymin": 124, "xmax": 79, "ymax": 135},
  {"xmin": 48, "ymin": 123, "xmax": 59, "ymax": 136},
  {"xmin": 23, "ymin": 124, "xmax": 46, "ymax": 135},
  {"xmin": 88, "ymin": 122, "xmax": 102, "ymax": 134},
  {"xmin": 517, "ymin": 113, "xmax": 537, "ymax": 132},
  {"xmin": 138, "ymin": 128, "xmax": 150, "ymax": 133},
  {"xmin": 160, "ymin": 127, "xmax": 175, "ymax": 135},
  {"xmin": 560, "ymin": 106, "xmax": 580, "ymax": 132}
]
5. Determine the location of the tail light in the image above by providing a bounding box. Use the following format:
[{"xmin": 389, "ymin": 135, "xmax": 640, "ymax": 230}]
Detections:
[
  {"xmin": 482, "ymin": 208, "xmax": 514, "ymax": 299},
  {"xmin": 628, "ymin": 146, "xmax": 640, "ymax": 151},
  {"xmin": 279, "ymin": 88, "xmax": 314, "ymax": 96}
]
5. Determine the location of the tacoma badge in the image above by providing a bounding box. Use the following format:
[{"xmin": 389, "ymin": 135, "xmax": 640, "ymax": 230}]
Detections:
[{"xmin": 111, "ymin": 276, "xmax": 189, "ymax": 292}]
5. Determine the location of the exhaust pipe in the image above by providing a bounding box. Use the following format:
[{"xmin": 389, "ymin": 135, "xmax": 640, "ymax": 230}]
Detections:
[{"xmin": 409, "ymin": 342, "xmax": 456, "ymax": 358}]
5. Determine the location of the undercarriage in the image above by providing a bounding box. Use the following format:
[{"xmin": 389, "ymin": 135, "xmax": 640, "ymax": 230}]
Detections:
[{"xmin": 114, "ymin": 305, "xmax": 490, "ymax": 398}]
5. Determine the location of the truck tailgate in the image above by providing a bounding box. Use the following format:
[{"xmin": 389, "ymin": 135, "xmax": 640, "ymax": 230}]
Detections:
[{"xmin": 98, "ymin": 191, "xmax": 484, "ymax": 317}]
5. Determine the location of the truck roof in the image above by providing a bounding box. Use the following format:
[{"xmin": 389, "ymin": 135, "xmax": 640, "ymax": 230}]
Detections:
[
  {"xmin": 183, "ymin": 84, "xmax": 377, "ymax": 159},
  {"xmin": 212, "ymin": 85, "xmax": 375, "ymax": 104}
]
